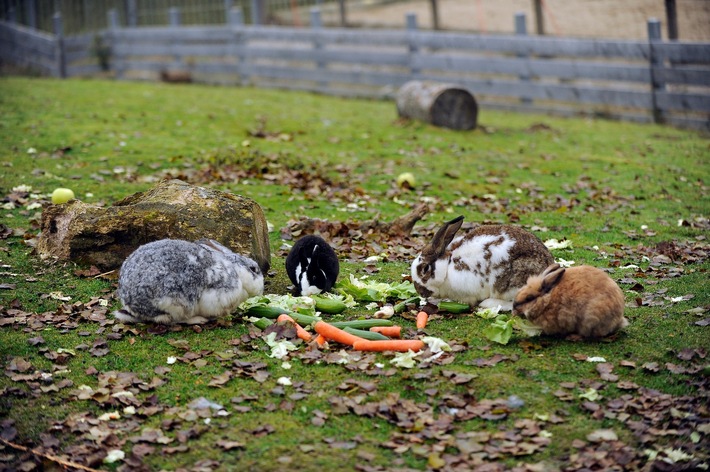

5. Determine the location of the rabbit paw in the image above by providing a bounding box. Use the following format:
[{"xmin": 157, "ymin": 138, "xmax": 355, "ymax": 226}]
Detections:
[{"xmin": 114, "ymin": 309, "xmax": 139, "ymax": 323}]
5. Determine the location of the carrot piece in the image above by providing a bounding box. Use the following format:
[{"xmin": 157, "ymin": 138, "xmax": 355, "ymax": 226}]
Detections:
[
  {"xmin": 369, "ymin": 326, "xmax": 402, "ymax": 338},
  {"xmin": 313, "ymin": 321, "xmax": 365, "ymax": 346},
  {"xmin": 277, "ymin": 314, "xmax": 312, "ymax": 342},
  {"xmin": 314, "ymin": 334, "xmax": 327, "ymax": 347},
  {"xmin": 416, "ymin": 311, "xmax": 428, "ymax": 329},
  {"xmin": 352, "ymin": 339, "xmax": 425, "ymax": 352}
]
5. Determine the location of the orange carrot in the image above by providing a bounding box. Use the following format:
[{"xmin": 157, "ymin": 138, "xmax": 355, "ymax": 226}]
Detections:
[
  {"xmin": 314, "ymin": 334, "xmax": 327, "ymax": 347},
  {"xmin": 277, "ymin": 314, "xmax": 312, "ymax": 342},
  {"xmin": 314, "ymin": 321, "xmax": 365, "ymax": 346},
  {"xmin": 369, "ymin": 326, "xmax": 402, "ymax": 338},
  {"xmin": 352, "ymin": 339, "xmax": 425, "ymax": 352},
  {"xmin": 416, "ymin": 311, "xmax": 428, "ymax": 329}
]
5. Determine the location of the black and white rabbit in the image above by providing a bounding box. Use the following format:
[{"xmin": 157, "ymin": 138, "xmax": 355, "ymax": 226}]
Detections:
[
  {"xmin": 114, "ymin": 238, "xmax": 264, "ymax": 325},
  {"xmin": 411, "ymin": 216, "xmax": 554, "ymax": 311},
  {"xmin": 285, "ymin": 234, "xmax": 339, "ymax": 296}
]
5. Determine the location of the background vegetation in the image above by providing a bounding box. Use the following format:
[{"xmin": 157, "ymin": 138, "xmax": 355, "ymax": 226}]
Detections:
[{"xmin": 0, "ymin": 77, "xmax": 708, "ymax": 471}]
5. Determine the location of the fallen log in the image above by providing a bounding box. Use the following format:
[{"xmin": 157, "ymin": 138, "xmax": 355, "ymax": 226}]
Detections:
[{"xmin": 396, "ymin": 80, "xmax": 478, "ymax": 131}]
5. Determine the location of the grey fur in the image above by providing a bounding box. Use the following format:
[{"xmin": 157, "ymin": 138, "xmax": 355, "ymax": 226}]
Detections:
[{"xmin": 114, "ymin": 239, "xmax": 264, "ymax": 325}]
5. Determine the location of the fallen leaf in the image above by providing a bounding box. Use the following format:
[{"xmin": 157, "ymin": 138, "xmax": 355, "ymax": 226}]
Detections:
[{"xmin": 586, "ymin": 429, "xmax": 618, "ymax": 442}]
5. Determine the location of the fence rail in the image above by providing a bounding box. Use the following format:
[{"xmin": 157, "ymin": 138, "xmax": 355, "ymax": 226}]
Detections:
[{"xmin": 1, "ymin": 6, "xmax": 709, "ymax": 130}]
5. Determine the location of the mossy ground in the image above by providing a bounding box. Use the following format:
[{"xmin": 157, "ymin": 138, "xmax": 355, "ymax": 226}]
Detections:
[{"xmin": 0, "ymin": 77, "xmax": 708, "ymax": 471}]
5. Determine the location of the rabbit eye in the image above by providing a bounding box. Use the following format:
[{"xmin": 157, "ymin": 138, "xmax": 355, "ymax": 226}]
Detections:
[{"xmin": 525, "ymin": 294, "xmax": 535, "ymax": 303}]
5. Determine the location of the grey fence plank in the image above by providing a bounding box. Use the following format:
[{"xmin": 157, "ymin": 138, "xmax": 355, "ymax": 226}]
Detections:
[
  {"xmin": 656, "ymin": 42, "xmax": 710, "ymax": 63},
  {"xmin": 242, "ymin": 25, "xmax": 410, "ymax": 46},
  {"xmin": 412, "ymin": 54, "xmax": 651, "ymax": 83},
  {"xmin": 67, "ymin": 63, "xmax": 102, "ymax": 76},
  {"xmin": 411, "ymin": 31, "xmax": 651, "ymax": 59},
  {"xmin": 657, "ymin": 66, "xmax": 710, "ymax": 86},
  {"xmin": 112, "ymin": 26, "xmax": 233, "ymax": 42},
  {"xmin": 238, "ymin": 46, "xmax": 410, "ymax": 67},
  {"xmin": 425, "ymin": 76, "xmax": 654, "ymax": 108},
  {"xmin": 243, "ymin": 64, "xmax": 413, "ymax": 86},
  {"xmin": 113, "ymin": 43, "xmax": 232, "ymax": 57},
  {"xmin": 656, "ymin": 92, "xmax": 710, "ymax": 113}
]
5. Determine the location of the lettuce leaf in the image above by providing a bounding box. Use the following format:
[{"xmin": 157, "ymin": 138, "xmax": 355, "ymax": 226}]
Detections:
[
  {"xmin": 511, "ymin": 317, "xmax": 543, "ymax": 337},
  {"xmin": 240, "ymin": 294, "xmax": 317, "ymax": 316},
  {"xmin": 482, "ymin": 315, "xmax": 514, "ymax": 345},
  {"xmin": 336, "ymin": 274, "xmax": 416, "ymax": 303}
]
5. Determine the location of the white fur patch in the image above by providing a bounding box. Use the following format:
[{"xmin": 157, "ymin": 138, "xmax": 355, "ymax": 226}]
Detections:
[
  {"xmin": 415, "ymin": 233, "xmax": 517, "ymax": 306},
  {"xmin": 196, "ymin": 288, "xmax": 242, "ymax": 317},
  {"xmin": 296, "ymin": 255, "xmax": 321, "ymax": 295},
  {"xmin": 301, "ymin": 283, "xmax": 322, "ymax": 296}
]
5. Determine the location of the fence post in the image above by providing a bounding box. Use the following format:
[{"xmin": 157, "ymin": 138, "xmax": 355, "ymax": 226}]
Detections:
[
  {"xmin": 533, "ymin": 0, "xmax": 544, "ymax": 35},
  {"xmin": 108, "ymin": 8, "xmax": 123, "ymax": 79},
  {"xmin": 664, "ymin": 0, "xmax": 677, "ymax": 40},
  {"xmin": 228, "ymin": 6, "xmax": 248, "ymax": 86},
  {"xmin": 430, "ymin": 0, "xmax": 439, "ymax": 30},
  {"xmin": 648, "ymin": 18, "xmax": 665, "ymax": 124},
  {"xmin": 406, "ymin": 13, "xmax": 420, "ymax": 78},
  {"xmin": 515, "ymin": 12, "xmax": 532, "ymax": 105},
  {"xmin": 169, "ymin": 7, "xmax": 181, "ymax": 26},
  {"xmin": 108, "ymin": 9, "xmax": 120, "ymax": 29},
  {"xmin": 28, "ymin": 0, "xmax": 38, "ymax": 29},
  {"xmin": 338, "ymin": 0, "xmax": 347, "ymax": 26},
  {"xmin": 224, "ymin": 0, "xmax": 233, "ymax": 23},
  {"xmin": 53, "ymin": 12, "xmax": 66, "ymax": 78},
  {"xmin": 168, "ymin": 7, "xmax": 184, "ymax": 73},
  {"xmin": 311, "ymin": 8, "xmax": 326, "ymax": 89},
  {"xmin": 250, "ymin": 0, "xmax": 262, "ymax": 25},
  {"xmin": 126, "ymin": 0, "xmax": 137, "ymax": 27}
]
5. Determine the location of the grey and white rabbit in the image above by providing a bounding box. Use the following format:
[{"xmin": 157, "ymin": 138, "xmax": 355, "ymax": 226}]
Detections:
[
  {"xmin": 513, "ymin": 263, "xmax": 629, "ymax": 338},
  {"xmin": 114, "ymin": 238, "xmax": 264, "ymax": 325},
  {"xmin": 411, "ymin": 216, "xmax": 554, "ymax": 311},
  {"xmin": 285, "ymin": 234, "xmax": 339, "ymax": 296}
]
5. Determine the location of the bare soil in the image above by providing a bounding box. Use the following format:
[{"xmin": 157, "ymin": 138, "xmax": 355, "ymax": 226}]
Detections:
[{"xmin": 321, "ymin": 0, "xmax": 710, "ymax": 41}]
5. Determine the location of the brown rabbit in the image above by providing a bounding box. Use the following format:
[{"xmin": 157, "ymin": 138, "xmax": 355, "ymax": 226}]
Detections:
[{"xmin": 512, "ymin": 263, "xmax": 629, "ymax": 338}]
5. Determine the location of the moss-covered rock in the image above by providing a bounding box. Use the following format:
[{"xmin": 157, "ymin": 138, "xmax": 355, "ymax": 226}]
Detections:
[{"xmin": 37, "ymin": 179, "xmax": 270, "ymax": 272}]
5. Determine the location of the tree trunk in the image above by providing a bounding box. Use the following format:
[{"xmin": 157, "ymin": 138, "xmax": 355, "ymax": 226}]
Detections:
[{"xmin": 396, "ymin": 81, "xmax": 478, "ymax": 130}]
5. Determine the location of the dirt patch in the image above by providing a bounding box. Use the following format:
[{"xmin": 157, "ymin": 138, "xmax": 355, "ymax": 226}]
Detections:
[{"xmin": 318, "ymin": 0, "xmax": 710, "ymax": 41}]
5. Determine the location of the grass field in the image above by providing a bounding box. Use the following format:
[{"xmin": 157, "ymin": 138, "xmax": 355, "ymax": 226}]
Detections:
[{"xmin": 0, "ymin": 77, "xmax": 708, "ymax": 471}]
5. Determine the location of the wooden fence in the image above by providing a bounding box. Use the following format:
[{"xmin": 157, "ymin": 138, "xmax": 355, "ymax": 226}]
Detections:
[{"xmin": 1, "ymin": 7, "xmax": 709, "ymax": 130}]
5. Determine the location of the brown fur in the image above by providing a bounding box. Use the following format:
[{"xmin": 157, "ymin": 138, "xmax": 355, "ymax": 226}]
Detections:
[
  {"xmin": 418, "ymin": 219, "xmax": 554, "ymax": 286},
  {"xmin": 513, "ymin": 264, "xmax": 629, "ymax": 338}
]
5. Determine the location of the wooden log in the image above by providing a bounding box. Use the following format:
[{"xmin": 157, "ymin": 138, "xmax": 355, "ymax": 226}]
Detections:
[{"xmin": 396, "ymin": 80, "xmax": 478, "ymax": 130}]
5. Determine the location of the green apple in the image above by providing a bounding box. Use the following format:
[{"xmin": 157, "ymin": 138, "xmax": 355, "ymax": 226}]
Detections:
[
  {"xmin": 51, "ymin": 188, "xmax": 75, "ymax": 204},
  {"xmin": 396, "ymin": 172, "xmax": 416, "ymax": 189}
]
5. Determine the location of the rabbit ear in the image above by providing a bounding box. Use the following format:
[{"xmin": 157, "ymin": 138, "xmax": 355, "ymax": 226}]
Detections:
[
  {"xmin": 197, "ymin": 239, "xmax": 230, "ymax": 254},
  {"xmin": 541, "ymin": 263, "xmax": 562, "ymax": 277},
  {"xmin": 422, "ymin": 216, "xmax": 464, "ymax": 261},
  {"xmin": 541, "ymin": 265, "xmax": 565, "ymax": 293}
]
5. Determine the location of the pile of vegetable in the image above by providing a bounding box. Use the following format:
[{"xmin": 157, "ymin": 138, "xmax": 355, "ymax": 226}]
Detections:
[{"xmin": 241, "ymin": 276, "xmax": 542, "ymax": 360}]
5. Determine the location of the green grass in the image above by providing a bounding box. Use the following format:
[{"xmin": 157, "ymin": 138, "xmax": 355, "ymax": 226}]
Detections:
[{"xmin": 0, "ymin": 77, "xmax": 708, "ymax": 471}]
